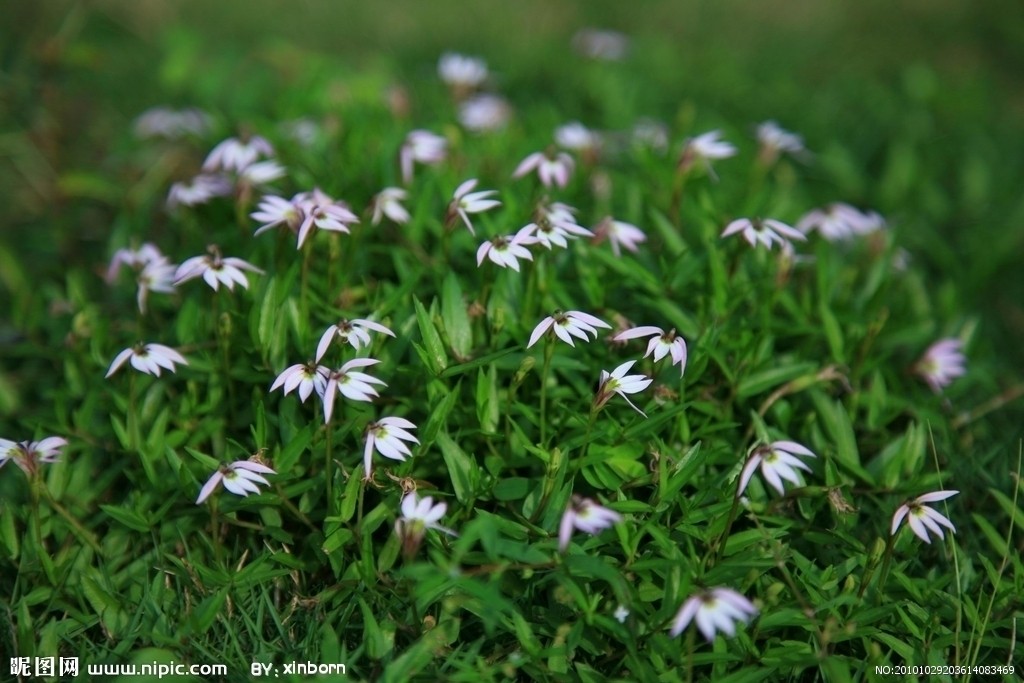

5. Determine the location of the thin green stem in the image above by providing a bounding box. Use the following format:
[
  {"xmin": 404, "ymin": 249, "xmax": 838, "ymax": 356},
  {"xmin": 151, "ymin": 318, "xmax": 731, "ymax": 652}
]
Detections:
[
  {"xmin": 325, "ymin": 413, "xmax": 335, "ymax": 508},
  {"xmin": 540, "ymin": 335, "xmax": 554, "ymax": 446}
]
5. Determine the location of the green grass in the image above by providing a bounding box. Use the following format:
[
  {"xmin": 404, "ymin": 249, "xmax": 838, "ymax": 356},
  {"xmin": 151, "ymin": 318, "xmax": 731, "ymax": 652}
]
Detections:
[{"xmin": 1, "ymin": 1, "xmax": 1022, "ymax": 681}]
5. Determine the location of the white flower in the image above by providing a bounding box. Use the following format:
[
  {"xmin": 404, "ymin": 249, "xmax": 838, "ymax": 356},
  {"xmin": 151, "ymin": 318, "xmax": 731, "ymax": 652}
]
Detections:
[
  {"xmin": 891, "ymin": 490, "xmax": 958, "ymax": 544},
  {"xmin": 527, "ymin": 310, "xmax": 610, "ymax": 348},
  {"xmin": 315, "ymin": 318, "xmax": 395, "ymax": 361},
  {"xmin": 400, "ymin": 130, "xmax": 448, "ymax": 185},
  {"xmin": 174, "ymin": 246, "xmax": 264, "ymax": 291},
  {"xmin": 106, "ymin": 343, "xmax": 188, "ymax": 378},
  {"xmin": 721, "ymin": 217, "xmax": 806, "ymax": 251},
  {"xmin": 251, "ymin": 194, "xmax": 303, "ymax": 236},
  {"xmin": 136, "ymin": 258, "xmax": 177, "ymax": 313},
  {"xmin": 133, "ymin": 107, "xmax": 211, "ymax": 139},
  {"xmin": 555, "ymin": 122, "xmax": 600, "ymax": 153},
  {"xmin": 448, "ymin": 179, "xmax": 501, "ymax": 235},
  {"xmin": 613, "ymin": 605, "xmax": 630, "ymax": 623},
  {"xmin": 0, "ymin": 437, "xmax": 66, "ymax": 476},
  {"xmin": 757, "ymin": 120, "xmax": 806, "ymax": 164},
  {"xmin": 612, "ymin": 326, "xmax": 687, "ymax": 376},
  {"xmin": 323, "ymin": 358, "xmax": 386, "ymax": 422},
  {"xmin": 914, "ymin": 338, "xmax": 967, "ymax": 393},
  {"xmin": 279, "ymin": 117, "xmax": 320, "ymax": 146},
  {"xmin": 679, "ymin": 130, "xmax": 737, "ymax": 176},
  {"xmin": 631, "ymin": 118, "xmax": 669, "ymax": 152},
  {"xmin": 270, "ymin": 362, "xmax": 330, "ymax": 403},
  {"xmin": 293, "ymin": 189, "xmax": 359, "ymax": 249},
  {"xmin": 738, "ymin": 440, "xmax": 816, "ymax": 497},
  {"xmin": 593, "ymin": 217, "xmax": 647, "ymax": 257},
  {"xmin": 525, "ymin": 202, "xmax": 594, "ymax": 250},
  {"xmin": 797, "ymin": 203, "xmax": 885, "ymax": 241},
  {"xmin": 513, "ymin": 150, "xmax": 575, "ymax": 188},
  {"xmin": 558, "ymin": 495, "xmax": 622, "ymax": 551},
  {"xmin": 670, "ymin": 588, "xmax": 758, "ymax": 640},
  {"xmin": 371, "ymin": 187, "xmax": 410, "ymax": 225},
  {"xmin": 595, "ymin": 360, "xmax": 653, "ymax": 417},
  {"xmin": 196, "ymin": 460, "xmax": 276, "ymax": 504},
  {"xmin": 572, "ymin": 28, "xmax": 630, "ymax": 61},
  {"xmin": 203, "ymin": 136, "xmax": 274, "ymax": 173},
  {"xmin": 476, "ymin": 226, "xmax": 538, "ymax": 272},
  {"xmin": 459, "ymin": 94, "xmax": 511, "ymax": 133},
  {"xmin": 237, "ymin": 160, "xmax": 286, "ymax": 186},
  {"xmin": 166, "ymin": 174, "xmax": 233, "ymax": 209},
  {"xmin": 364, "ymin": 417, "xmax": 419, "ymax": 475},
  {"xmin": 438, "ymin": 53, "xmax": 488, "ymax": 90},
  {"xmin": 395, "ymin": 492, "xmax": 458, "ymax": 557}
]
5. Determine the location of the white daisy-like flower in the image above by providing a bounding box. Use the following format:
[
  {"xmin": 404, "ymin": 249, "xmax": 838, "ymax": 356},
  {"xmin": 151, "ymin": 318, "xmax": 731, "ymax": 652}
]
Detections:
[
  {"xmin": 438, "ymin": 53, "xmax": 488, "ymax": 91},
  {"xmin": 136, "ymin": 258, "xmax": 177, "ymax": 313},
  {"xmin": 395, "ymin": 492, "xmax": 458, "ymax": 557},
  {"xmin": 400, "ymin": 130, "xmax": 448, "ymax": 185},
  {"xmin": 106, "ymin": 343, "xmax": 188, "ymax": 378},
  {"xmin": 513, "ymin": 150, "xmax": 575, "ymax": 188},
  {"xmin": 738, "ymin": 440, "xmax": 816, "ymax": 497},
  {"xmin": 679, "ymin": 130, "xmax": 737, "ymax": 175},
  {"xmin": 174, "ymin": 246, "xmax": 264, "ymax": 291},
  {"xmin": 555, "ymin": 122, "xmax": 600, "ymax": 153},
  {"xmin": 525, "ymin": 202, "xmax": 594, "ymax": 250},
  {"xmin": 594, "ymin": 360, "xmax": 653, "ymax": 417},
  {"xmin": 0, "ymin": 437, "xmax": 66, "ymax": 476},
  {"xmin": 323, "ymin": 358, "xmax": 386, "ymax": 422},
  {"xmin": 721, "ymin": 217, "xmax": 806, "ymax": 251},
  {"xmin": 797, "ymin": 203, "xmax": 885, "ymax": 241},
  {"xmin": 293, "ymin": 188, "xmax": 359, "ymax": 249},
  {"xmin": 613, "ymin": 326, "xmax": 687, "ymax": 376},
  {"xmin": 270, "ymin": 362, "xmax": 330, "ymax": 403},
  {"xmin": 447, "ymin": 178, "xmax": 501, "ymax": 236},
  {"xmin": 527, "ymin": 310, "xmax": 610, "ymax": 348},
  {"xmin": 476, "ymin": 226, "xmax": 538, "ymax": 272},
  {"xmin": 237, "ymin": 159, "xmax": 286, "ymax": 186},
  {"xmin": 196, "ymin": 460, "xmax": 276, "ymax": 504},
  {"xmin": 891, "ymin": 490, "xmax": 958, "ymax": 544},
  {"xmin": 364, "ymin": 417, "xmax": 419, "ymax": 476},
  {"xmin": 203, "ymin": 136, "xmax": 274, "ymax": 173},
  {"xmin": 166, "ymin": 174, "xmax": 233, "ymax": 209},
  {"xmin": 251, "ymin": 194, "xmax": 303, "ymax": 237},
  {"xmin": 593, "ymin": 217, "xmax": 647, "ymax": 257},
  {"xmin": 371, "ymin": 187, "xmax": 410, "ymax": 225},
  {"xmin": 133, "ymin": 107, "xmax": 212, "ymax": 139},
  {"xmin": 459, "ymin": 94, "xmax": 511, "ymax": 133},
  {"xmin": 558, "ymin": 495, "xmax": 622, "ymax": 551},
  {"xmin": 315, "ymin": 318, "xmax": 395, "ymax": 362},
  {"xmin": 670, "ymin": 587, "xmax": 758, "ymax": 640},
  {"xmin": 756, "ymin": 120, "xmax": 805, "ymax": 164},
  {"xmin": 914, "ymin": 338, "xmax": 967, "ymax": 394}
]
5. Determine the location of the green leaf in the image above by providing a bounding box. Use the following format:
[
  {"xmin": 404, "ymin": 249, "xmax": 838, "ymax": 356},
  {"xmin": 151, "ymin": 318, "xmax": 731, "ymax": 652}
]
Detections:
[
  {"xmin": 437, "ymin": 431, "xmax": 478, "ymax": 502},
  {"xmin": 100, "ymin": 504, "xmax": 152, "ymax": 533},
  {"xmin": 414, "ymin": 296, "xmax": 448, "ymax": 374},
  {"xmin": 818, "ymin": 301, "xmax": 846, "ymax": 363},
  {"xmin": 811, "ymin": 391, "xmax": 869, "ymax": 482},
  {"xmin": 737, "ymin": 362, "xmax": 818, "ymax": 398},
  {"xmin": 441, "ymin": 272, "xmax": 472, "ymax": 360},
  {"xmin": 475, "ymin": 365, "xmax": 500, "ymax": 435},
  {"xmin": 421, "ymin": 386, "xmax": 459, "ymax": 451}
]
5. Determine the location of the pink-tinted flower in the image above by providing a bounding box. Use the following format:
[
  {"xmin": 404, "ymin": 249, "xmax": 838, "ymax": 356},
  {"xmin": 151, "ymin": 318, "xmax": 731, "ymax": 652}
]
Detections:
[
  {"xmin": 370, "ymin": 187, "xmax": 410, "ymax": 225},
  {"xmin": 400, "ymin": 130, "xmax": 448, "ymax": 185},
  {"xmin": 134, "ymin": 107, "xmax": 211, "ymax": 139},
  {"xmin": 0, "ymin": 437, "xmax": 66, "ymax": 477},
  {"xmin": 106, "ymin": 343, "xmax": 188, "ymax": 378},
  {"xmin": 323, "ymin": 358, "xmax": 386, "ymax": 422},
  {"xmin": 915, "ymin": 338, "xmax": 966, "ymax": 393},
  {"xmin": 315, "ymin": 318, "xmax": 395, "ymax": 361},
  {"xmin": 395, "ymin": 491, "xmax": 457, "ymax": 558},
  {"xmin": 797, "ymin": 203, "xmax": 885, "ymax": 241},
  {"xmin": 293, "ymin": 189, "xmax": 359, "ymax": 248},
  {"xmin": 459, "ymin": 94, "xmax": 511, "ymax": 133},
  {"xmin": 593, "ymin": 217, "xmax": 646, "ymax": 257},
  {"xmin": 251, "ymin": 194, "xmax": 303, "ymax": 236},
  {"xmin": 595, "ymin": 360, "xmax": 653, "ymax": 417},
  {"xmin": 891, "ymin": 490, "xmax": 958, "ymax": 544},
  {"xmin": 364, "ymin": 417, "xmax": 419, "ymax": 476},
  {"xmin": 513, "ymin": 150, "xmax": 575, "ymax": 188},
  {"xmin": 527, "ymin": 310, "xmax": 610, "ymax": 348},
  {"xmin": 476, "ymin": 226, "xmax": 538, "ymax": 272},
  {"xmin": 196, "ymin": 460, "xmax": 276, "ymax": 504},
  {"xmin": 438, "ymin": 53, "xmax": 488, "ymax": 91},
  {"xmin": 447, "ymin": 179, "xmax": 501, "ymax": 236},
  {"xmin": 136, "ymin": 258, "xmax": 177, "ymax": 313},
  {"xmin": 555, "ymin": 122, "xmax": 600, "ymax": 153},
  {"xmin": 678, "ymin": 130, "xmax": 737, "ymax": 176},
  {"xmin": 613, "ymin": 326, "xmax": 687, "ymax": 376},
  {"xmin": 270, "ymin": 362, "xmax": 330, "ymax": 403},
  {"xmin": 756, "ymin": 121, "xmax": 805, "ymax": 165},
  {"xmin": 174, "ymin": 246, "xmax": 263, "ymax": 291},
  {"xmin": 166, "ymin": 174, "xmax": 233, "ymax": 209},
  {"xmin": 203, "ymin": 136, "xmax": 274, "ymax": 173},
  {"xmin": 738, "ymin": 440, "xmax": 816, "ymax": 497},
  {"xmin": 721, "ymin": 217, "xmax": 806, "ymax": 251},
  {"xmin": 558, "ymin": 495, "xmax": 622, "ymax": 551},
  {"xmin": 670, "ymin": 588, "xmax": 758, "ymax": 640},
  {"xmin": 237, "ymin": 159, "xmax": 286, "ymax": 186},
  {"xmin": 524, "ymin": 202, "xmax": 593, "ymax": 250}
]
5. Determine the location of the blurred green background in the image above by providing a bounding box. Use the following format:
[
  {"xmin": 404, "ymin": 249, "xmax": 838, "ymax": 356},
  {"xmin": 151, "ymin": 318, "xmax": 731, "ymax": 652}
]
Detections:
[{"xmin": 2, "ymin": 0, "xmax": 1023, "ymax": 375}]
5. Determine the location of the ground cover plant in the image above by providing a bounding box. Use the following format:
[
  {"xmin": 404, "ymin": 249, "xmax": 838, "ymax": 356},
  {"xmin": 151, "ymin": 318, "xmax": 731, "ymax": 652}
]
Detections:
[{"xmin": 2, "ymin": 1, "xmax": 1023, "ymax": 681}]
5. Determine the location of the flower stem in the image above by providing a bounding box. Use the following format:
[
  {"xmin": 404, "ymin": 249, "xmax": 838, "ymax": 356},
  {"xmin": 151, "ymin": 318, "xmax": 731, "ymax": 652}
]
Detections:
[
  {"xmin": 710, "ymin": 484, "xmax": 743, "ymax": 566},
  {"xmin": 128, "ymin": 372, "xmax": 139, "ymax": 452},
  {"xmin": 540, "ymin": 335, "xmax": 554, "ymax": 446},
  {"xmin": 211, "ymin": 495, "xmax": 222, "ymax": 564},
  {"xmin": 325, "ymin": 412, "xmax": 335, "ymax": 509}
]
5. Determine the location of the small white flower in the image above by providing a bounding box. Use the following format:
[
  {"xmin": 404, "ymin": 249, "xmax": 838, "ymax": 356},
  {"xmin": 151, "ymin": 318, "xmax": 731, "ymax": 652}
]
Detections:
[
  {"xmin": 371, "ymin": 187, "xmax": 410, "ymax": 225},
  {"xmin": 448, "ymin": 179, "xmax": 501, "ymax": 235},
  {"xmin": 166, "ymin": 174, "xmax": 233, "ymax": 209},
  {"xmin": 293, "ymin": 188, "xmax": 359, "ymax": 249},
  {"xmin": 613, "ymin": 326, "xmax": 687, "ymax": 377},
  {"xmin": 279, "ymin": 117, "xmax": 320, "ymax": 146},
  {"xmin": 438, "ymin": 53, "xmax": 488, "ymax": 91},
  {"xmin": 572, "ymin": 28, "xmax": 630, "ymax": 61},
  {"xmin": 593, "ymin": 217, "xmax": 647, "ymax": 257},
  {"xmin": 270, "ymin": 362, "xmax": 330, "ymax": 403},
  {"xmin": 136, "ymin": 258, "xmax": 177, "ymax": 313},
  {"xmin": 595, "ymin": 360, "xmax": 653, "ymax": 417},
  {"xmin": 891, "ymin": 490, "xmax": 958, "ymax": 544},
  {"xmin": 721, "ymin": 217, "xmax": 806, "ymax": 251},
  {"xmin": 555, "ymin": 122, "xmax": 600, "ymax": 153},
  {"xmin": 237, "ymin": 159, "xmax": 286, "ymax": 186},
  {"xmin": 527, "ymin": 310, "xmax": 610, "ymax": 348},
  {"xmin": 251, "ymin": 194, "xmax": 303, "ymax": 237},
  {"xmin": 757, "ymin": 120, "xmax": 806, "ymax": 164},
  {"xmin": 364, "ymin": 417, "xmax": 419, "ymax": 476},
  {"xmin": 106, "ymin": 343, "xmax": 188, "ymax": 378},
  {"xmin": 914, "ymin": 338, "xmax": 966, "ymax": 393},
  {"xmin": 558, "ymin": 495, "xmax": 622, "ymax": 551},
  {"xmin": 315, "ymin": 318, "xmax": 395, "ymax": 361},
  {"xmin": 738, "ymin": 440, "xmax": 816, "ymax": 497},
  {"xmin": 323, "ymin": 358, "xmax": 387, "ymax": 422},
  {"xmin": 525, "ymin": 202, "xmax": 594, "ymax": 250},
  {"xmin": 476, "ymin": 226, "xmax": 538, "ymax": 272},
  {"xmin": 0, "ymin": 437, "xmax": 66, "ymax": 476},
  {"xmin": 613, "ymin": 605, "xmax": 630, "ymax": 623},
  {"xmin": 174, "ymin": 246, "xmax": 264, "ymax": 291},
  {"xmin": 679, "ymin": 130, "xmax": 737, "ymax": 176},
  {"xmin": 203, "ymin": 136, "xmax": 274, "ymax": 173},
  {"xmin": 134, "ymin": 107, "xmax": 212, "ymax": 139},
  {"xmin": 797, "ymin": 203, "xmax": 885, "ymax": 241},
  {"xmin": 395, "ymin": 492, "xmax": 458, "ymax": 557},
  {"xmin": 196, "ymin": 460, "xmax": 276, "ymax": 504},
  {"xmin": 513, "ymin": 150, "xmax": 575, "ymax": 188},
  {"xmin": 670, "ymin": 588, "xmax": 758, "ymax": 641},
  {"xmin": 631, "ymin": 118, "xmax": 669, "ymax": 152},
  {"xmin": 400, "ymin": 130, "xmax": 448, "ymax": 185},
  {"xmin": 459, "ymin": 94, "xmax": 511, "ymax": 133}
]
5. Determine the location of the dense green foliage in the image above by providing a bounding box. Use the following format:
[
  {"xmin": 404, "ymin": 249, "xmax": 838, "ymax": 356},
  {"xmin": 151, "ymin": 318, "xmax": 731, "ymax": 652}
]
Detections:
[{"xmin": 1, "ymin": 2, "xmax": 1022, "ymax": 681}]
